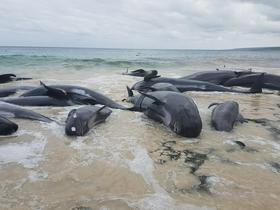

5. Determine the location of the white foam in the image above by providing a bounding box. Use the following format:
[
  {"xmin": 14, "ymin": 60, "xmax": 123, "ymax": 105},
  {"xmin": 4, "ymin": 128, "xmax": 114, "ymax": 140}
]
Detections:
[
  {"xmin": 67, "ymin": 130, "xmax": 215, "ymax": 210},
  {"xmin": 41, "ymin": 121, "xmax": 65, "ymax": 139},
  {"xmin": 125, "ymin": 145, "xmax": 214, "ymax": 210},
  {"xmin": 242, "ymin": 136, "xmax": 280, "ymax": 157},
  {"xmin": 0, "ymin": 131, "xmax": 47, "ymax": 169},
  {"xmin": 69, "ymin": 138, "xmax": 89, "ymax": 150},
  {"xmin": 28, "ymin": 170, "xmax": 48, "ymax": 182},
  {"xmin": 206, "ymin": 176, "xmax": 235, "ymax": 196},
  {"xmin": 129, "ymin": 193, "xmax": 213, "ymax": 210},
  {"xmin": 234, "ymin": 161, "xmax": 266, "ymax": 170},
  {"xmin": 224, "ymin": 140, "xmax": 237, "ymax": 145},
  {"xmin": 126, "ymin": 145, "xmax": 163, "ymax": 192}
]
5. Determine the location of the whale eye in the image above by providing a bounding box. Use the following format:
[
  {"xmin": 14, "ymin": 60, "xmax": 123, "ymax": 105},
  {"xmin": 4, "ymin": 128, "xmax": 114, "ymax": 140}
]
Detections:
[
  {"xmin": 71, "ymin": 127, "xmax": 76, "ymax": 132},
  {"xmin": 73, "ymin": 113, "xmax": 77, "ymax": 118}
]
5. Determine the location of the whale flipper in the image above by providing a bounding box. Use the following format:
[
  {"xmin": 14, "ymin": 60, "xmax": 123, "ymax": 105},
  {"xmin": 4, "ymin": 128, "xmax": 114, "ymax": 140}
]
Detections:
[{"xmin": 139, "ymin": 92, "xmax": 165, "ymax": 105}]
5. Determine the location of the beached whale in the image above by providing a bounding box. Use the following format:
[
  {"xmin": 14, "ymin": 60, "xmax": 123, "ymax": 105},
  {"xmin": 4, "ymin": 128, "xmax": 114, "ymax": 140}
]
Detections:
[
  {"xmin": 131, "ymin": 73, "xmax": 263, "ymax": 94},
  {"xmin": 122, "ymin": 69, "xmax": 158, "ymax": 77},
  {"xmin": 2, "ymin": 96, "xmax": 74, "ymax": 107},
  {"xmin": 208, "ymin": 101, "xmax": 246, "ymax": 132},
  {"xmin": 21, "ymin": 83, "xmax": 126, "ymax": 109},
  {"xmin": 0, "ymin": 74, "xmax": 32, "ymax": 84},
  {"xmin": 0, "ymin": 116, "xmax": 18, "ymax": 135},
  {"xmin": 65, "ymin": 105, "xmax": 112, "ymax": 136},
  {"xmin": 0, "ymin": 101, "xmax": 54, "ymax": 123},
  {"xmin": 0, "ymin": 86, "xmax": 35, "ymax": 98},
  {"xmin": 224, "ymin": 73, "xmax": 280, "ymax": 91},
  {"xmin": 180, "ymin": 69, "xmax": 255, "ymax": 85},
  {"xmin": 126, "ymin": 90, "xmax": 202, "ymax": 137}
]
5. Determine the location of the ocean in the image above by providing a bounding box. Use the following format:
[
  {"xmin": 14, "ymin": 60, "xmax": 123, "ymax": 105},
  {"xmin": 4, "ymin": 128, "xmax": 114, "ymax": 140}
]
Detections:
[
  {"xmin": 1, "ymin": 46, "xmax": 280, "ymax": 74},
  {"xmin": 0, "ymin": 46, "xmax": 279, "ymax": 210}
]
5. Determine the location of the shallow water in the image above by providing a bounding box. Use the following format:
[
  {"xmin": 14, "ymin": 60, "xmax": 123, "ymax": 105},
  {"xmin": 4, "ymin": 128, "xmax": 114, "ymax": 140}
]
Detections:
[{"xmin": 0, "ymin": 47, "xmax": 280, "ymax": 210}]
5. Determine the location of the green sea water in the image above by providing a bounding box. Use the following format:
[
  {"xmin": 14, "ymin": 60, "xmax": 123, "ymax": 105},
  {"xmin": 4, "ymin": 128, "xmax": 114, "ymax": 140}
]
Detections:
[{"xmin": 0, "ymin": 46, "xmax": 279, "ymax": 74}]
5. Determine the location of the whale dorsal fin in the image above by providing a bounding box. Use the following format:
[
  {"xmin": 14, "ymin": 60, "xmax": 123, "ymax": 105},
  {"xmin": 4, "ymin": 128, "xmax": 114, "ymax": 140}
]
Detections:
[
  {"xmin": 208, "ymin": 103, "xmax": 220, "ymax": 109},
  {"xmin": 139, "ymin": 92, "xmax": 165, "ymax": 105},
  {"xmin": 249, "ymin": 73, "xmax": 264, "ymax": 93},
  {"xmin": 40, "ymin": 81, "xmax": 68, "ymax": 99},
  {"xmin": 126, "ymin": 86, "xmax": 134, "ymax": 97}
]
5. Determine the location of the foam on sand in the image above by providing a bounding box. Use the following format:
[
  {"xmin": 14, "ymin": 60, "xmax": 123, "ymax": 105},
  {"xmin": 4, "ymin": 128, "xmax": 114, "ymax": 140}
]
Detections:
[{"xmin": 0, "ymin": 130, "xmax": 47, "ymax": 169}]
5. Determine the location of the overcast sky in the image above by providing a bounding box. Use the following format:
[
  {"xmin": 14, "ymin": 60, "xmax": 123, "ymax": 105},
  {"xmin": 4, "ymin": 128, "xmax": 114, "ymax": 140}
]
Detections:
[{"xmin": 0, "ymin": 0, "xmax": 279, "ymax": 49}]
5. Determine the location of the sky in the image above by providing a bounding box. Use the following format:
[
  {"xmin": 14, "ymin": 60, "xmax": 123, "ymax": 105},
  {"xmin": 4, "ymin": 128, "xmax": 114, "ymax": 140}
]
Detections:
[{"xmin": 0, "ymin": 0, "xmax": 279, "ymax": 49}]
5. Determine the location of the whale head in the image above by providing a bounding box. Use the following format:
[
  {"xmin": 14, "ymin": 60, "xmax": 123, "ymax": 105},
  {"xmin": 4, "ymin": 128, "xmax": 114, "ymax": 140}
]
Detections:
[
  {"xmin": 161, "ymin": 95, "xmax": 202, "ymax": 138},
  {"xmin": 65, "ymin": 106, "xmax": 112, "ymax": 136},
  {"xmin": 170, "ymin": 104, "xmax": 202, "ymax": 138},
  {"xmin": 65, "ymin": 109, "xmax": 89, "ymax": 136},
  {"xmin": 0, "ymin": 116, "xmax": 18, "ymax": 135}
]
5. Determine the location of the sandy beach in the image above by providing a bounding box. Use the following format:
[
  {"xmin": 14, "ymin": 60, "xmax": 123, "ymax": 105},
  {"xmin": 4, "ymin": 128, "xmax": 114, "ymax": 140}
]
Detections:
[{"xmin": 0, "ymin": 47, "xmax": 279, "ymax": 210}]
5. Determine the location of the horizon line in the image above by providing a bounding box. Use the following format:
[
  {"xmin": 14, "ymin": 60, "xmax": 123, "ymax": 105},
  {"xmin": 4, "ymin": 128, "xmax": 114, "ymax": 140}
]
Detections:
[{"xmin": 0, "ymin": 45, "xmax": 280, "ymax": 51}]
